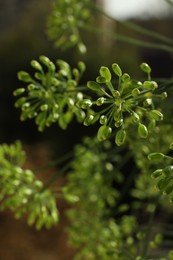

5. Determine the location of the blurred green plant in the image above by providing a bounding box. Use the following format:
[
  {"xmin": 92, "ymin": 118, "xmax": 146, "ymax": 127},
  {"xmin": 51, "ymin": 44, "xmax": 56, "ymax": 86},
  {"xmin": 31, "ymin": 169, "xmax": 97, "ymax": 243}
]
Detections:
[
  {"xmin": 47, "ymin": 0, "xmax": 91, "ymax": 53},
  {"xmin": 0, "ymin": 141, "xmax": 58, "ymax": 229}
]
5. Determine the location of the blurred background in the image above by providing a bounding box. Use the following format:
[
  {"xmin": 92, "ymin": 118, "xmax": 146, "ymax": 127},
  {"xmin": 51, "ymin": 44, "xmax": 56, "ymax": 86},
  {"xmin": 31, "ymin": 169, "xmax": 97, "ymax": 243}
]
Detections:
[{"xmin": 0, "ymin": 0, "xmax": 173, "ymax": 259}]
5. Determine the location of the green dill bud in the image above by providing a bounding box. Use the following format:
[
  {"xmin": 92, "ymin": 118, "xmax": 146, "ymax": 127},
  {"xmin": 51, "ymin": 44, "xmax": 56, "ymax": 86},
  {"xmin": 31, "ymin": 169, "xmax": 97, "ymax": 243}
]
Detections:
[
  {"xmin": 50, "ymin": 78, "xmax": 60, "ymax": 87},
  {"xmin": 99, "ymin": 66, "xmax": 112, "ymax": 82},
  {"xmin": 40, "ymin": 55, "xmax": 50, "ymax": 64},
  {"xmin": 140, "ymin": 63, "xmax": 151, "ymax": 74},
  {"xmin": 27, "ymin": 84, "xmax": 37, "ymax": 91},
  {"xmin": 148, "ymin": 119, "xmax": 156, "ymax": 131},
  {"xmin": 143, "ymin": 98, "xmax": 152, "ymax": 107},
  {"xmin": 28, "ymin": 111, "xmax": 37, "ymax": 118},
  {"xmin": 59, "ymin": 69, "xmax": 68, "ymax": 77},
  {"xmin": 78, "ymin": 61, "xmax": 86, "ymax": 72},
  {"xmin": 163, "ymin": 184, "xmax": 173, "ymax": 195},
  {"xmin": 96, "ymin": 76, "xmax": 107, "ymax": 84},
  {"xmin": 138, "ymin": 123, "xmax": 148, "ymax": 138},
  {"xmin": 84, "ymin": 115, "xmax": 94, "ymax": 126},
  {"xmin": 72, "ymin": 68, "xmax": 80, "ymax": 79},
  {"xmin": 13, "ymin": 88, "xmax": 25, "ymax": 96},
  {"xmin": 155, "ymin": 177, "xmax": 165, "ymax": 190},
  {"xmin": 20, "ymin": 110, "xmax": 30, "ymax": 121},
  {"xmin": 97, "ymin": 125, "xmax": 112, "ymax": 141},
  {"xmin": 63, "ymin": 193, "xmax": 79, "ymax": 203},
  {"xmin": 21, "ymin": 102, "xmax": 30, "ymax": 111},
  {"xmin": 154, "ymin": 233, "xmax": 163, "ymax": 244},
  {"xmin": 115, "ymin": 129, "xmax": 126, "ymax": 146},
  {"xmin": 34, "ymin": 72, "xmax": 42, "ymax": 80},
  {"xmin": 77, "ymin": 99, "xmax": 92, "ymax": 109},
  {"xmin": 143, "ymin": 81, "xmax": 158, "ymax": 90},
  {"xmin": 132, "ymin": 88, "xmax": 140, "ymax": 97},
  {"xmin": 18, "ymin": 71, "xmax": 32, "ymax": 82},
  {"xmin": 148, "ymin": 153, "xmax": 165, "ymax": 161},
  {"xmin": 112, "ymin": 63, "xmax": 122, "ymax": 77},
  {"xmin": 151, "ymin": 169, "xmax": 163, "ymax": 179},
  {"xmin": 149, "ymin": 110, "xmax": 163, "ymax": 121},
  {"xmin": 52, "ymin": 113, "xmax": 59, "ymax": 121},
  {"xmin": 131, "ymin": 112, "xmax": 140, "ymax": 123},
  {"xmin": 114, "ymin": 119, "xmax": 123, "ymax": 127},
  {"xmin": 122, "ymin": 73, "xmax": 130, "ymax": 82},
  {"xmin": 15, "ymin": 97, "xmax": 27, "ymax": 107},
  {"xmin": 40, "ymin": 104, "xmax": 49, "ymax": 111},
  {"xmin": 87, "ymin": 81, "xmax": 102, "ymax": 92},
  {"xmin": 48, "ymin": 62, "xmax": 56, "ymax": 72},
  {"xmin": 163, "ymin": 165, "xmax": 173, "ymax": 176},
  {"xmin": 35, "ymin": 180, "xmax": 43, "ymax": 188},
  {"xmin": 75, "ymin": 109, "xmax": 85, "ymax": 122},
  {"xmin": 136, "ymin": 256, "xmax": 142, "ymax": 260},
  {"xmin": 136, "ymin": 81, "xmax": 143, "ymax": 87},
  {"xmin": 100, "ymin": 115, "xmax": 108, "ymax": 125},
  {"xmin": 31, "ymin": 60, "xmax": 42, "ymax": 71},
  {"xmin": 161, "ymin": 92, "xmax": 167, "ymax": 100},
  {"xmin": 77, "ymin": 42, "xmax": 87, "ymax": 54},
  {"xmin": 57, "ymin": 59, "xmax": 70, "ymax": 70},
  {"xmin": 39, "ymin": 55, "xmax": 52, "ymax": 67},
  {"xmin": 112, "ymin": 90, "xmax": 120, "ymax": 98},
  {"xmin": 67, "ymin": 98, "xmax": 74, "ymax": 107},
  {"xmin": 36, "ymin": 111, "xmax": 46, "ymax": 125},
  {"xmin": 114, "ymin": 111, "xmax": 122, "ymax": 121},
  {"xmin": 76, "ymin": 92, "xmax": 83, "ymax": 101},
  {"xmin": 96, "ymin": 97, "xmax": 105, "ymax": 106}
]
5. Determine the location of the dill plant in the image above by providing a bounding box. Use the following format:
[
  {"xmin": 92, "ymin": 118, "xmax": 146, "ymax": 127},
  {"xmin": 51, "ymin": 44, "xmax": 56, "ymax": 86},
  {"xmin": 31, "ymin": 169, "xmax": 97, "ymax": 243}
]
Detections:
[{"xmin": 1, "ymin": 0, "xmax": 173, "ymax": 259}]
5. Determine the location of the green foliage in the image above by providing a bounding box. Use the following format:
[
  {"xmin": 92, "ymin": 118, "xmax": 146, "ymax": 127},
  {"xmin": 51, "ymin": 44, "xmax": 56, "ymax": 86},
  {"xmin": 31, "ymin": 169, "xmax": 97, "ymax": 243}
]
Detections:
[
  {"xmin": 150, "ymin": 157, "xmax": 173, "ymax": 202},
  {"xmin": 63, "ymin": 137, "xmax": 139, "ymax": 259},
  {"xmin": 77, "ymin": 63, "xmax": 165, "ymax": 145},
  {"xmin": 47, "ymin": 0, "xmax": 91, "ymax": 53},
  {"xmin": 2, "ymin": 0, "xmax": 173, "ymax": 259},
  {"xmin": 14, "ymin": 56, "xmax": 86, "ymax": 131},
  {"xmin": 0, "ymin": 141, "xmax": 58, "ymax": 229}
]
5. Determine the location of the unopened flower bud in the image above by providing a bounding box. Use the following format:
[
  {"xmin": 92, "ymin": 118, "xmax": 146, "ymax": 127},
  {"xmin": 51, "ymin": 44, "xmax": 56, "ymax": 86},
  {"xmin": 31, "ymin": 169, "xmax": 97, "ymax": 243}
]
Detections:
[
  {"xmin": 115, "ymin": 129, "xmax": 126, "ymax": 146},
  {"xmin": 149, "ymin": 110, "xmax": 163, "ymax": 121},
  {"xmin": 31, "ymin": 60, "xmax": 42, "ymax": 71},
  {"xmin": 151, "ymin": 169, "xmax": 163, "ymax": 179},
  {"xmin": 112, "ymin": 63, "xmax": 122, "ymax": 77},
  {"xmin": 132, "ymin": 88, "xmax": 140, "ymax": 97},
  {"xmin": 84, "ymin": 115, "xmax": 94, "ymax": 126},
  {"xmin": 99, "ymin": 66, "xmax": 112, "ymax": 82},
  {"xmin": 140, "ymin": 63, "xmax": 151, "ymax": 74},
  {"xmin": 100, "ymin": 115, "xmax": 108, "ymax": 125},
  {"xmin": 148, "ymin": 152, "xmax": 165, "ymax": 161},
  {"xmin": 96, "ymin": 97, "xmax": 105, "ymax": 106},
  {"xmin": 13, "ymin": 88, "xmax": 25, "ymax": 96},
  {"xmin": 138, "ymin": 123, "xmax": 148, "ymax": 138}
]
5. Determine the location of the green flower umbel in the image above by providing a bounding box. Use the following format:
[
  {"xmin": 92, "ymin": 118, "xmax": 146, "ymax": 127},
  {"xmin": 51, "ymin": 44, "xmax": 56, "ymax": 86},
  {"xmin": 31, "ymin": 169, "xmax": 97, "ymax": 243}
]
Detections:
[
  {"xmin": 47, "ymin": 0, "xmax": 91, "ymax": 53},
  {"xmin": 14, "ymin": 56, "xmax": 86, "ymax": 131},
  {"xmin": 77, "ymin": 63, "xmax": 165, "ymax": 146},
  {"xmin": 0, "ymin": 141, "xmax": 58, "ymax": 229}
]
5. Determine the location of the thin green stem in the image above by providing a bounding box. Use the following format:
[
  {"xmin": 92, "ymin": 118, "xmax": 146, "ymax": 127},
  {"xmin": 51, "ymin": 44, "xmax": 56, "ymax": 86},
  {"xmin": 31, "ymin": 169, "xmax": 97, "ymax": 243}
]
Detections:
[
  {"xmin": 92, "ymin": 3, "xmax": 173, "ymax": 46},
  {"xmin": 40, "ymin": 163, "xmax": 70, "ymax": 192},
  {"xmin": 106, "ymin": 81, "xmax": 115, "ymax": 95},
  {"xmin": 164, "ymin": 0, "xmax": 173, "ymax": 8},
  {"xmin": 141, "ymin": 196, "xmax": 161, "ymax": 259},
  {"xmin": 164, "ymin": 155, "xmax": 173, "ymax": 160},
  {"xmin": 83, "ymin": 24, "xmax": 173, "ymax": 54},
  {"xmin": 33, "ymin": 151, "xmax": 73, "ymax": 173}
]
